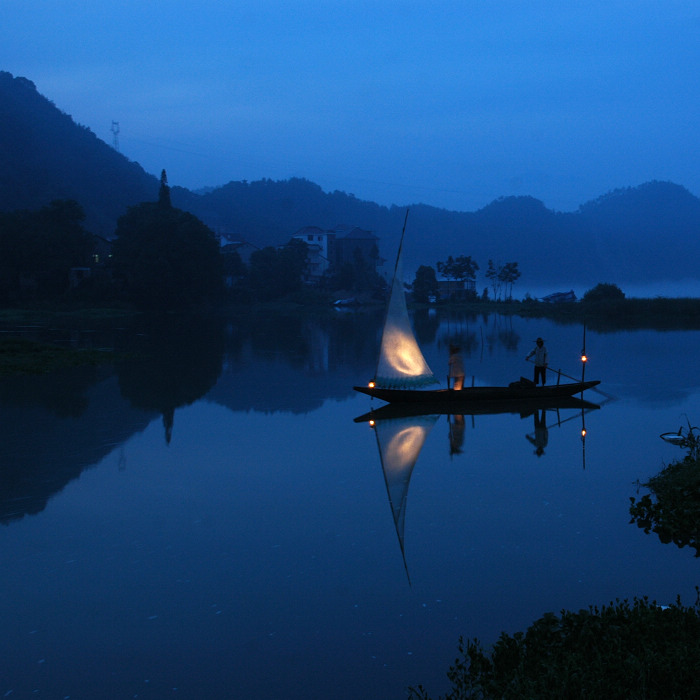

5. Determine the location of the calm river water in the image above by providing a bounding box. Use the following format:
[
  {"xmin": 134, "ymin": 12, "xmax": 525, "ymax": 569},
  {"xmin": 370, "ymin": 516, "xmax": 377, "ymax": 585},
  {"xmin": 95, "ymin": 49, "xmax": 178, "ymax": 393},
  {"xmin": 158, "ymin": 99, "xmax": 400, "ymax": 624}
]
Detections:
[{"xmin": 1, "ymin": 309, "xmax": 699, "ymax": 699}]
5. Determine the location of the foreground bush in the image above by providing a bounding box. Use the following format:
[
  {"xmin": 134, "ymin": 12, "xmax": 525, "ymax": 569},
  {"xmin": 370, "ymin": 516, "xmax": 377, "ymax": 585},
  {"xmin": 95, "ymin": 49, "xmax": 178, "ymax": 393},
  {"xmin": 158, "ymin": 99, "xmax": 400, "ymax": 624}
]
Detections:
[
  {"xmin": 629, "ymin": 423, "xmax": 700, "ymax": 556},
  {"xmin": 409, "ymin": 595, "xmax": 700, "ymax": 699}
]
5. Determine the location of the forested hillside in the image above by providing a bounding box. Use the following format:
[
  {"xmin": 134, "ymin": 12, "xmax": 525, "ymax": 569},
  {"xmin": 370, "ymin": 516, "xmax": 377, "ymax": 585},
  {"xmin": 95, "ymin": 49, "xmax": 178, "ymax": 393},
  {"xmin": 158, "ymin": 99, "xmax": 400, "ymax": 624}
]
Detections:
[
  {"xmin": 0, "ymin": 71, "xmax": 158, "ymax": 236},
  {"xmin": 2, "ymin": 70, "xmax": 700, "ymax": 292}
]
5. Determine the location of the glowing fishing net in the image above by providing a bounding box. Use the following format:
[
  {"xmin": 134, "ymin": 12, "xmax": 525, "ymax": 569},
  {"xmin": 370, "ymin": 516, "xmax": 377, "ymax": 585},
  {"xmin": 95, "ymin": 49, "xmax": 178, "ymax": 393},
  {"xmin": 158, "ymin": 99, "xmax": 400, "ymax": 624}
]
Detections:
[{"xmin": 374, "ymin": 252, "xmax": 436, "ymax": 388}]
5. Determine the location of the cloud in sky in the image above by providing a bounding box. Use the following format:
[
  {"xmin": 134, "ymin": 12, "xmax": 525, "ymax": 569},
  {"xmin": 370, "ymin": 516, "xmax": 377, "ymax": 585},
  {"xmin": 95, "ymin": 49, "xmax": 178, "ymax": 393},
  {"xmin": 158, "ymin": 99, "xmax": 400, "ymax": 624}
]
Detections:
[{"xmin": 3, "ymin": 0, "xmax": 700, "ymax": 211}]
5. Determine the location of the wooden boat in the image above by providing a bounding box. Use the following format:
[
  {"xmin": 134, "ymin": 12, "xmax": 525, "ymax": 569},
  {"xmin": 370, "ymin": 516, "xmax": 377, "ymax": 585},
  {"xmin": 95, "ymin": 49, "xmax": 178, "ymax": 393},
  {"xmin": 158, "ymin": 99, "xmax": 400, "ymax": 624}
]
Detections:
[
  {"xmin": 353, "ymin": 392, "xmax": 600, "ymax": 422},
  {"xmin": 354, "ymin": 209, "xmax": 601, "ymax": 407},
  {"xmin": 354, "ymin": 379, "xmax": 600, "ymax": 405}
]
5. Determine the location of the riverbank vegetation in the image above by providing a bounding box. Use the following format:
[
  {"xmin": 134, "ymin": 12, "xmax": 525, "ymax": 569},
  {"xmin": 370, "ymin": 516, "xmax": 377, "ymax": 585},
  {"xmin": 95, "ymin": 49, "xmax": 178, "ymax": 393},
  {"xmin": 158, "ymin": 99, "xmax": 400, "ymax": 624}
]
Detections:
[
  {"xmin": 408, "ymin": 594, "xmax": 700, "ymax": 700},
  {"xmin": 630, "ymin": 422, "xmax": 700, "ymax": 556}
]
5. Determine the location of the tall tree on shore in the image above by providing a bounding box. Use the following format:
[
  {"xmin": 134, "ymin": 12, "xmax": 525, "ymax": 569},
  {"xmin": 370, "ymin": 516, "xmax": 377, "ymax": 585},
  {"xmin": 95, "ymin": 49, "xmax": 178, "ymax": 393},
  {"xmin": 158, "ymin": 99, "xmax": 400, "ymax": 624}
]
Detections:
[
  {"xmin": 412, "ymin": 265, "xmax": 438, "ymax": 303},
  {"xmin": 111, "ymin": 170, "xmax": 223, "ymax": 310},
  {"xmin": 485, "ymin": 259, "xmax": 520, "ymax": 300},
  {"xmin": 499, "ymin": 261, "xmax": 521, "ymax": 300},
  {"xmin": 485, "ymin": 259, "xmax": 502, "ymax": 300}
]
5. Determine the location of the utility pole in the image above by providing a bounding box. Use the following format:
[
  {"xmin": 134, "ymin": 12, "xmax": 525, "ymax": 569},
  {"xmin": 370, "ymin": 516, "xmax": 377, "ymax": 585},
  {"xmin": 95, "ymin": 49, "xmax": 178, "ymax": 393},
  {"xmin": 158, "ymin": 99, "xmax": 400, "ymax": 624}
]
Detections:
[{"xmin": 111, "ymin": 120, "xmax": 120, "ymax": 152}]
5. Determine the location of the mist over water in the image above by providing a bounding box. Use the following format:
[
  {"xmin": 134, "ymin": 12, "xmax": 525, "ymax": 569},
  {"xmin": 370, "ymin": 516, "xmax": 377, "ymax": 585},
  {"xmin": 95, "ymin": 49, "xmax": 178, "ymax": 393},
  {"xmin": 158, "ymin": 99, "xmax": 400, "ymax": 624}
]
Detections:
[{"xmin": 520, "ymin": 278, "xmax": 700, "ymax": 301}]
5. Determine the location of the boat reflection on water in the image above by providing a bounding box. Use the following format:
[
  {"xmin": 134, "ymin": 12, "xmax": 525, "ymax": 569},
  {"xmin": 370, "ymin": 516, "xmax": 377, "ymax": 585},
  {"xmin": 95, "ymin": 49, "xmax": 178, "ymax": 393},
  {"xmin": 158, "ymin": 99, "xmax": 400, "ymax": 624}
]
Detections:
[
  {"xmin": 448, "ymin": 413, "xmax": 466, "ymax": 455},
  {"xmin": 356, "ymin": 397, "xmax": 600, "ymax": 581},
  {"xmin": 527, "ymin": 409, "xmax": 549, "ymax": 456},
  {"xmin": 355, "ymin": 395, "xmax": 599, "ymax": 425},
  {"xmin": 366, "ymin": 413, "xmax": 439, "ymax": 584}
]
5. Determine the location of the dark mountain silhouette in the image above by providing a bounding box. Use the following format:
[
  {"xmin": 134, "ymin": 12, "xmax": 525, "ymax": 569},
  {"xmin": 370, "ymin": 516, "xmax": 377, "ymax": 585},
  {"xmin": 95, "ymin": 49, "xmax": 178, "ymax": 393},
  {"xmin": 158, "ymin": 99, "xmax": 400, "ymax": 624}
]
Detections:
[
  {"xmin": 0, "ymin": 71, "xmax": 158, "ymax": 236},
  {"xmin": 2, "ymin": 70, "xmax": 700, "ymax": 292}
]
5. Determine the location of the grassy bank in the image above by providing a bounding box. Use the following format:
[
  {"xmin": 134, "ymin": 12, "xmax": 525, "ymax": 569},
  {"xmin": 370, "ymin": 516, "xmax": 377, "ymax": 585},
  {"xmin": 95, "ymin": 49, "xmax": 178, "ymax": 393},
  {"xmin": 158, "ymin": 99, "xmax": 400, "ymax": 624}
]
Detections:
[{"xmin": 0, "ymin": 337, "xmax": 118, "ymax": 377}]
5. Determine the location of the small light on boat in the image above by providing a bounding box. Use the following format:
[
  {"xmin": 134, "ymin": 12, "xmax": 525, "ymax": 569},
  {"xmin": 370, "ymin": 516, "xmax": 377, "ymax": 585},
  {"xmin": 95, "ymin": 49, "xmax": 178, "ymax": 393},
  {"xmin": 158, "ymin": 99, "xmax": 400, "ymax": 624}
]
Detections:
[
  {"xmin": 369, "ymin": 419, "xmax": 375, "ymax": 428},
  {"xmin": 581, "ymin": 355, "xmax": 587, "ymax": 363},
  {"xmin": 581, "ymin": 428, "xmax": 587, "ymax": 437},
  {"xmin": 368, "ymin": 381, "xmax": 375, "ymax": 388}
]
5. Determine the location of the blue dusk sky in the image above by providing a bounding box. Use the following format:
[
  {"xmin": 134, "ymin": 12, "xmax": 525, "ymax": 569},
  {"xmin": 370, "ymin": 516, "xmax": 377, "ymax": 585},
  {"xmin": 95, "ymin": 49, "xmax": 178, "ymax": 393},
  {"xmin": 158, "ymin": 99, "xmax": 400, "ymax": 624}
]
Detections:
[{"xmin": 3, "ymin": 1, "xmax": 699, "ymax": 212}]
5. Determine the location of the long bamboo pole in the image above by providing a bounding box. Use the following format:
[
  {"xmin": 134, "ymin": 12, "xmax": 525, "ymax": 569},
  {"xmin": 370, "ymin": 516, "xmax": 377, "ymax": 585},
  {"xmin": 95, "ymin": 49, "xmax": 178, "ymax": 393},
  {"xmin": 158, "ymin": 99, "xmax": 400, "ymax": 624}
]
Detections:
[{"xmin": 525, "ymin": 357, "xmax": 614, "ymax": 399}]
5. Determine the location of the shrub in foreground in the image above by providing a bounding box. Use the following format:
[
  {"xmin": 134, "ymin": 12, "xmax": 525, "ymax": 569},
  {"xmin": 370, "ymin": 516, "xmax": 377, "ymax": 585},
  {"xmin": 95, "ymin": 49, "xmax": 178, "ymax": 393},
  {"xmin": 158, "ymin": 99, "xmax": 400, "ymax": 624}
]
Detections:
[
  {"xmin": 409, "ymin": 594, "xmax": 700, "ymax": 699},
  {"xmin": 629, "ymin": 422, "xmax": 700, "ymax": 556}
]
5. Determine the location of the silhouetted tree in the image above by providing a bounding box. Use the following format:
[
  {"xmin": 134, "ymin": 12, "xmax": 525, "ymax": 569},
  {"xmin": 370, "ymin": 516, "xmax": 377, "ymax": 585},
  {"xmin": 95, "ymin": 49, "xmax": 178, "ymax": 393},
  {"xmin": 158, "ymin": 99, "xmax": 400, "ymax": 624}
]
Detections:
[
  {"xmin": 111, "ymin": 175, "xmax": 223, "ymax": 310},
  {"xmin": 222, "ymin": 247, "xmax": 245, "ymax": 276},
  {"xmin": 485, "ymin": 259, "xmax": 502, "ymax": 300},
  {"xmin": 328, "ymin": 245, "xmax": 384, "ymax": 295},
  {"xmin": 499, "ymin": 261, "xmax": 521, "ymax": 300},
  {"xmin": 583, "ymin": 282, "xmax": 625, "ymax": 302},
  {"xmin": 247, "ymin": 240, "xmax": 308, "ymax": 301},
  {"xmin": 412, "ymin": 265, "xmax": 438, "ymax": 303},
  {"xmin": 158, "ymin": 169, "xmax": 171, "ymax": 208}
]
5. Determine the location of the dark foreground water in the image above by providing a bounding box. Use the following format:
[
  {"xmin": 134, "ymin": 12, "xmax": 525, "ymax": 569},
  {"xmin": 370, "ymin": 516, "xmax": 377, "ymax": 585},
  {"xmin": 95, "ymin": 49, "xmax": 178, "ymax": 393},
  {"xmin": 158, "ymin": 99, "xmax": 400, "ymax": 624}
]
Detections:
[{"xmin": 1, "ymin": 310, "xmax": 699, "ymax": 698}]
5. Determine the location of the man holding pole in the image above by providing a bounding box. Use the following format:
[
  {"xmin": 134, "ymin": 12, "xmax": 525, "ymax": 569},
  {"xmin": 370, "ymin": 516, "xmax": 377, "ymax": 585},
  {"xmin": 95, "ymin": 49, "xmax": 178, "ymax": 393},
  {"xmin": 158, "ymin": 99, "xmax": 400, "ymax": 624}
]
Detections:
[{"xmin": 526, "ymin": 337, "xmax": 548, "ymax": 385}]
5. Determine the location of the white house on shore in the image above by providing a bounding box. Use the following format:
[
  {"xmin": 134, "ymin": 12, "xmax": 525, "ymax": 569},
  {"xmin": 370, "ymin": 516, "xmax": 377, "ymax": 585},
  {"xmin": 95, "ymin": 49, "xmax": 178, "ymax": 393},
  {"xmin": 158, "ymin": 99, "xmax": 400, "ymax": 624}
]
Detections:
[{"xmin": 291, "ymin": 226, "xmax": 334, "ymax": 281}]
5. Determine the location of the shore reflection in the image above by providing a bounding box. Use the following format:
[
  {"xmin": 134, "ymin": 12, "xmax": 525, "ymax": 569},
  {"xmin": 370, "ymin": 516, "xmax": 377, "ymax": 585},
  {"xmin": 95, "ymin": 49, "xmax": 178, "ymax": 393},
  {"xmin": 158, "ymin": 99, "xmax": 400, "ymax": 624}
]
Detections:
[{"xmin": 116, "ymin": 314, "xmax": 225, "ymax": 443}]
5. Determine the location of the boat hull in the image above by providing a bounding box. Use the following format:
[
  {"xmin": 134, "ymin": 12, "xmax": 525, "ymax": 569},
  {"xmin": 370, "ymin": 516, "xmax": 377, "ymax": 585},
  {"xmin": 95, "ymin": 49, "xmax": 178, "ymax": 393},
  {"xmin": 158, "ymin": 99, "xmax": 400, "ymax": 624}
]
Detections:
[
  {"xmin": 353, "ymin": 379, "xmax": 600, "ymax": 404},
  {"xmin": 353, "ymin": 395, "xmax": 599, "ymax": 423}
]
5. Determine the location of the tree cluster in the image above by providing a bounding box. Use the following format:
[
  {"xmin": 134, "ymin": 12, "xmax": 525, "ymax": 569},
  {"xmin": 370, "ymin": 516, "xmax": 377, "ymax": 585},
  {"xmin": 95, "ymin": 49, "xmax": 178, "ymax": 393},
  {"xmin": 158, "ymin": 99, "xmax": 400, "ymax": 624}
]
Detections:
[
  {"xmin": 485, "ymin": 259, "xmax": 522, "ymax": 301},
  {"xmin": 582, "ymin": 282, "xmax": 625, "ymax": 302},
  {"xmin": 0, "ymin": 168, "xmax": 389, "ymax": 310},
  {"xmin": 327, "ymin": 242, "xmax": 384, "ymax": 296},
  {"xmin": 111, "ymin": 172, "xmax": 224, "ymax": 310},
  {"xmin": 0, "ymin": 172, "xmax": 226, "ymax": 311},
  {"xmin": 0, "ymin": 199, "xmax": 95, "ymax": 302},
  {"xmin": 244, "ymin": 240, "xmax": 308, "ymax": 302},
  {"xmin": 412, "ymin": 255, "xmax": 521, "ymax": 302},
  {"xmin": 223, "ymin": 240, "xmax": 385, "ymax": 304}
]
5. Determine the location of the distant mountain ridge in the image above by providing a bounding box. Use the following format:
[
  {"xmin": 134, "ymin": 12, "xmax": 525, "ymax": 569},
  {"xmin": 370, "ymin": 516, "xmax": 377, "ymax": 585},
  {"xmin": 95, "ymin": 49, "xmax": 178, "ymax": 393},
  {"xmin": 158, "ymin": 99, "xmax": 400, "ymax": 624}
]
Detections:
[{"xmin": 2, "ymin": 70, "xmax": 700, "ymax": 293}]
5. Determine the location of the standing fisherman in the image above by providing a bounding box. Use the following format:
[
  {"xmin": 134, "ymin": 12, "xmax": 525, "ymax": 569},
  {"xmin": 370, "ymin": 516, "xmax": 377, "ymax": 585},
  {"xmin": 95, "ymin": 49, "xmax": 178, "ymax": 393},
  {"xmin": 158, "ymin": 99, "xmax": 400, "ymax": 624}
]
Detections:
[{"xmin": 526, "ymin": 337, "xmax": 548, "ymax": 385}]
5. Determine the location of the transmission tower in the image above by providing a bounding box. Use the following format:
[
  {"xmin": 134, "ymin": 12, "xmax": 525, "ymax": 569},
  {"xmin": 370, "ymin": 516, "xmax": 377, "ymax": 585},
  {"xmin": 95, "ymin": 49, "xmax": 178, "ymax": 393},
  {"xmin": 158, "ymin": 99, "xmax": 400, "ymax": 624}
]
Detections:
[{"xmin": 111, "ymin": 120, "xmax": 120, "ymax": 152}]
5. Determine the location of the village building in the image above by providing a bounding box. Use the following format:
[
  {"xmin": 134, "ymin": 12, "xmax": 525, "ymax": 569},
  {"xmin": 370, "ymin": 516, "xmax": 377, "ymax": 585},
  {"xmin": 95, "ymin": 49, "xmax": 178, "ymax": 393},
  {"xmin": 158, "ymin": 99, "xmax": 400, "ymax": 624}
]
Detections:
[
  {"xmin": 541, "ymin": 290, "xmax": 577, "ymax": 303},
  {"xmin": 290, "ymin": 224, "xmax": 381, "ymax": 284},
  {"xmin": 437, "ymin": 278, "xmax": 477, "ymax": 300}
]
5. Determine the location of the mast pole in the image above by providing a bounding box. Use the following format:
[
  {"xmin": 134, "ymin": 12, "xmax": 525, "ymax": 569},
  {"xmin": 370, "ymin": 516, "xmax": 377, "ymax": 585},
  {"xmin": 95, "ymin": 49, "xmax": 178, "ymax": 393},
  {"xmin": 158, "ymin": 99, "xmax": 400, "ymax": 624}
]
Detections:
[{"xmin": 393, "ymin": 208, "xmax": 410, "ymax": 281}]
